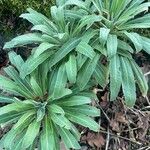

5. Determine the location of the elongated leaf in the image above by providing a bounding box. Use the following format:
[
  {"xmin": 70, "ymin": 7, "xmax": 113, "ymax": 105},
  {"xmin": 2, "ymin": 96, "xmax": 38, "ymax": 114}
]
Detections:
[
  {"xmin": 76, "ymin": 53, "xmax": 87, "ymax": 70},
  {"xmin": 64, "ymin": 105, "xmax": 100, "ymax": 117},
  {"xmin": 99, "ymin": 27, "xmax": 110, "ymax": 46},
  {"xmin": 77, "ymin": 54, "xmax": 100, "ymax": 90},
  {"xmin": 130, "ymin": 60, "xmax": 148, "ymax": 96},
  {"xmin": 50, "ymin": 64, "xmax": 69, "ymax": 100},
  {"xmin": 124, "ymin": 32, "xmax": 142, "ymax": 53},
  {"xmin": 49, "ymin": 38, "xmax": 80, "ymax": 68},
  {"xmin": 22, "ymin": 120, "xmax": 41, "ymax": 149},
  {"xmin": 40, "ymin": 116, "xmax": 54, "ymax": 150},
  {"xmin": 64, "ymin": 0, "xmax": 86, "ymax": 9},
  {"xmin": 4, "ymin": 33, "xmax": 44, "ymax": 49},
  {"xmin": 65, "ymin": 54, "xmax": 77, "ymax": 84},
  {"xmin": 14, "ymin": 110, "xmax": 35, "ymax": 130},
  {"xmin": 0, "ymin": 103, "xmax": 20, "ymax": 116},
  {"xmin": 120, "ymin": 56, "xmax": 136, "ymax": 107},
  {"xmin": 30, "ymin": 76, "xmax": 43, "ymax": 97},
  {"xmin": 141, "ymin": 36, "xmax": 150, "ymax": 54},
  {"xmin": 107, "ymin": 34, "xmax": 118, "ymax": 58},
  {"xmin": 4, "ymin": 66, "xmax": 35, "ymax": 98},
  {"xmin": 118, "ymin": 39, "xmax": 134, "ymax": 53},
  {"xmin": 117, "ymin": 49, "xmax": 132, "ymax": 59},
  {"xmin": 0, "ymin": 75, "xmax": 21, "ymax": 95},
  {"xmin": 79, "ymin": 15, "xmax": 102, "ymax": 30},
  {"xmin": 66, "ymin": 112, "xmax": 100, "ymax": 132},
  {"xmin": 0, "ymin": 96, "xmax": 15, "ymax": 103},
  {"xmin": 94, "ymin": 63, "xmax": 108, "ymax": 88},
  {"xmin": 20, "ymin": 50, "xmax": 54, "ymax": 79},
  {"xmin": 51, "ymin": 113, "xmax": 71, "ymax": 129},
  {"xmin": 0, "ymin": 111, "xmax": 25, "ymax": 124},
  {"xmin": 8, "ymin": 52, "xmax": 24, "ymax": 72},
  {"xmin": 56, "ymin": 96, "xmax": 91, "ymax": 106},
  {"xmin": 109, "ymin": 55, "xmax": 122, "ymax": 101},
  {"xmin": 31, "ymin": 25, "xmax": 54, "ymax": 35},
  {"xmin": 48, "ymin": 104, "xmax": 65, "ymax": 114},
  {"xmin": 76, "ymin": 41, "xmax": 96, "ymax": 59},
  {"xmin": 81, "ymin": 29, "xmax": 98, "ymax": 43},
  {"xmin": 20, "ymin": 8, "xmax": 57, "ymax": 31},
  {"xmin": 57, "ymin": 126, "xmax": 81, "ymax": 149},
  {"xmin": 33, "ymin": 42, "xmax": 55, "ymax": 58}
]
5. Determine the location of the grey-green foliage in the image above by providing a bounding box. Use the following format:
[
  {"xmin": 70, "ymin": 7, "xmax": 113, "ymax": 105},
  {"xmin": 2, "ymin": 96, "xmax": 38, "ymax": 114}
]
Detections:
[
  {"xmin": 0, "ymin": 52, "xmax": 100, "ymax": 150},
  {"xmin": 4, "ymin": 1, "xmax": 149, "ymax": 106}
]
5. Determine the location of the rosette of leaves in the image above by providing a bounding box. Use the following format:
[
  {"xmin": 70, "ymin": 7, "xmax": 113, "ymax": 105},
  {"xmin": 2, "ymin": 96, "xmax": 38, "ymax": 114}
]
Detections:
[
  {"xmin": 3, "ymin": 5, "xmax": 108, "ymax": 90},
  {"xmin": 58, "ymin": 0, "xmax": 150, "ymax": 106},
  {"xmin": 0, "ymin": 52, "xmax": 100, "ymax": 150},
  {"xmin": 4, "ymin": 0, "xmax": 150, "ymax": 107}
]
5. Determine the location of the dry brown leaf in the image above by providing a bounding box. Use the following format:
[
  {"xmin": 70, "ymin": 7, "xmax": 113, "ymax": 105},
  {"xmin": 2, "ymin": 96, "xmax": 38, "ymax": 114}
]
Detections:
[
  {"xmin": 86, "ymin": 132, "xmax": 105, "ymax": 148},
  {"xmin": 115, "ymin": 112, "xmax": 128, "ymax": 124},
  {"xmin": 110, "ymin": 119, "xmax": 120, "ymax": 132},
  {"xmin": 100, "ymin": 92, "xmax": 108, "ymax": 108}
]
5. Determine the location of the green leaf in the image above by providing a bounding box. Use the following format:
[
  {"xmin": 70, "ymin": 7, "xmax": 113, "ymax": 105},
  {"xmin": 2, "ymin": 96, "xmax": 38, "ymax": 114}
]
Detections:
[
  {"xmin": 118, "ymin": 39, "xmax": 134, "ymax": 53},
  {"xmin": 31, "ymin": 25, "xmax": 54, "ymax": 35},
  {"xmin": 0, "ymin": 96, "xmax": 15, "ymax": 103},
  {"xmin": 0, "ymin": 111, "xmax": 24, "ymax": 124},
  {"xmin": 30, "ymin": 76, "xmax": 43, "ymax": 97},
  {"xmin": 57, "ymin": 126, "xmax": 81, "ymax": 149},
  {"xmin": 117, "ymin": 49, "xmax": 132, "ymax": 60},
  {"xmin": 66, "ymin": 112, "xmax": 100, "ymax": 132},
  {"xmin": 4, "ymin": 33, "xmax": 44, "ymax": 49},
  {"xmin": 65, "ymin": 54, "xmax": 77, "ymax": 84},
  {"xmin": 20, "ymin": 8, "xmax": 57, "ymax": 31},
  {"xmin": 94, "ymin": 63, "xmax": 108, "ymax": 88},
  {"xmin": 37, "ymin": 106, "xmax": 46, "ymax": 122},
  {"xmin": 14, "ymin": 110, "xmax": 35, "ymax": 130},
  {"xmin": 109, "ymin": 55, "xmax": 122, "ymax": 101},
  {"xmin": 77, "ymin": 54, "xmax": 100, "ymax": 90},
  {"xmin": 40, "ymin": 116, "xmax": 54, "ymax": 150},
  {"xmin": 107, "ymin": 34, "xmax": 118, "ymax": 58},
  {"xmin": 141, "ymin": 36, "xmax": 150, "ymax": 55},
  {"xmin": 49, "ymin": 37, "xmax": 80, "ymax": 68},
  {"xmin": 56, "ymin": 96, "xmax": 91, "ymax": 106},
  {"xmin": 76, "ymin": 41, "xmax": 96, "ymax": 59},
  {"xmin": 0, "ymin": 75, "xmax": 21, "ymax": 96},
  {"xmin": 64, "ymin": 105, "xmax": 100, "ymax": 117},
  {"xmin": 99, "ymin": 27, "xmax": 110, "ymax": 46},
  {"xmin": 120, "ymin": 56, "xmax": 136, "ymax": 107},
  {"xmin": 33, "ymin": 42, "xmax": 55, "ymax": 58},
  {"xmin": 51, "ymin": 113, "xmax": 71, "ymax": 129},
  {"xmin": 81, "ymin": 29, "xmax": 98, "ymax": 43},
  {"xmin": 130, "ymin": 59, "xmax": 148, "ymax": 96},
  {"xmin": 4, "ymin": 66, "xmax": 35, "ymax": 98},
  {"xmin": 64, "ymin": 0, "xmax": 86, "ymax": 9},
  {"xmin": 51, "ymin": 6, "xmax": 65, "ymax": 30},
  {"xmin": 120, "ymin": 14, "xmax": 150, "ymax": 29},
  {"xmin": 50, "ymin": 64, "xmax": 71, "ymax": 100},
  {"xmin": 0, "ymin": 103, "xmax": 20, "ymax": 116},
  {"xmin": 76, "ymin": 53, "xmax": 87, "ymax": 70},
  {"xmin": 48, "ymin": 104, "xmax": 65, "ymax": 114},
  {"xmin": 79, "ymin": 15, "xmax": 102, "ymax": 30},
  {"xmin": 20, "ymin": 50, "xmax": 54, "ymax": 79},
  {"xmin": 22, "ymin": 119, "xmax": 41, "ymax": 149},
  {"xmin": 124, "ymin": 32, "xmax": 143, "ymax": 53},
  {"xmin": 8, "ymin": 52, "xmax": 24, "ymax": 72}
]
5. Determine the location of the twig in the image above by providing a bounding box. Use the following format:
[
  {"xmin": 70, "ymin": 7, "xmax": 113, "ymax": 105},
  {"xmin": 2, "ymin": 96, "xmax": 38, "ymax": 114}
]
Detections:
[
  {"xmin": 137, "ymin": 146, "xmax": 150, "ymax": 150},
  {"xmin": 145, "ymin": 96, "xmax": 150, "ymax": 106},
  {"xmin": 99, "ymin": 129, "xmax": 142, "ymax": 145},
  {"xmin": 105, "ymin": 127, "xmax": 110, "ymax": 150},
  {"xmin": 99, "ymin": 106, "xmax": 111, "ymax": 123},
  {"xmin": 144, "ymin": 71, "xmax": 150, "ymax": 76}
]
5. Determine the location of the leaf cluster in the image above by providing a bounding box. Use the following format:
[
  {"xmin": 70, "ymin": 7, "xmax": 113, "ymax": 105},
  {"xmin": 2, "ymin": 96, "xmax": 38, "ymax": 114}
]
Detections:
[{"xmin": 1, "ymin": 0, "xmax": 150, "ymax": 149}]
